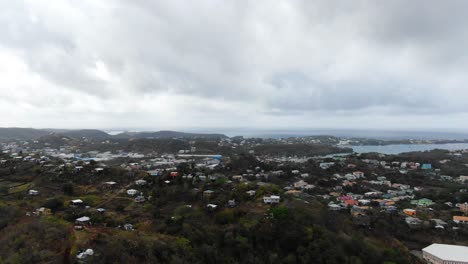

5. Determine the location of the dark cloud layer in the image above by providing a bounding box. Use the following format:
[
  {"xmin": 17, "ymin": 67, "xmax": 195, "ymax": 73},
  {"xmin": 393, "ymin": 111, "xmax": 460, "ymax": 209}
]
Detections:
[{"xmin": 0, "ymin": 0, "xmax": 467, "ymax": 129}]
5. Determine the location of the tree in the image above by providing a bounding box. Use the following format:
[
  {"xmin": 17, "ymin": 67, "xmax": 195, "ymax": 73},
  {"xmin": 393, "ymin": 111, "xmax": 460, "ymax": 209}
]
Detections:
[
  {"xmin": 0, "ymin": 185, "xmax": 8, "ymax": 195},
  {"xmin": 62, "ymin": 182, "xmax": 74, "ymax": 196}
]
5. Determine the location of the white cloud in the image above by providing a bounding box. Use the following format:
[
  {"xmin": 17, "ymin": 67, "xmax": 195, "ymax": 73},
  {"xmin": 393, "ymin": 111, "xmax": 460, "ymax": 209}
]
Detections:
[{"xmin": 0, "ymin": 0, "xmax": 468, "ymax": 130}]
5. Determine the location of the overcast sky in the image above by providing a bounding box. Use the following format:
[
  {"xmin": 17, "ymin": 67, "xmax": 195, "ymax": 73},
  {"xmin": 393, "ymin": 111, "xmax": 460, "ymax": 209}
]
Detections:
[{"xmin": 1, "ymin": 0, "xmax": 468, "ymax": 131}]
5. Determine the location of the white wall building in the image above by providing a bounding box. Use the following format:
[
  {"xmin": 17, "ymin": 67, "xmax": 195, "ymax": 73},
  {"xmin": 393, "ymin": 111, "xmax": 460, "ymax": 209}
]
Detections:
[
  {"xmin": 263, "ymin": 195, "xmax": 280, "ymax": 204},
  {"xmin": 422, "ymin": 243, "xmax": 468, "ymax": 264}
]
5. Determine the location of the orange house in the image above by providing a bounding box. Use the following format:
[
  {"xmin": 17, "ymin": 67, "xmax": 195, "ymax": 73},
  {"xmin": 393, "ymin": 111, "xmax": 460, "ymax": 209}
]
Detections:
[
  {"xmin": 403, "ymin": 209, "xmax": 417, "ymax": 216},
  {"xmin": 453, "ymin": 215, "xmax": 468, "ymax": 223},
  {"xmin": 345, "ymin": 200, "xmax": 359, "ymax": 206}
]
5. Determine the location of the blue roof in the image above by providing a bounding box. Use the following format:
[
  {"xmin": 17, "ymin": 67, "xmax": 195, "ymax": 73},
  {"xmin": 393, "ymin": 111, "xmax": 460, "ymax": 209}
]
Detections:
[{"xmin": 212, "ymin": 155, "xmax": 222, "ymax": 160}]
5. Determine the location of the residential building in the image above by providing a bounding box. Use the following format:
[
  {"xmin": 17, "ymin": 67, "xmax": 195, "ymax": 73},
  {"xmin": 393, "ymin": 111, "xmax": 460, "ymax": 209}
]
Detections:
[
  {"xmin": 135, "ymin": 179, "xmax": 147, "ymax": 186},
  {"xmin": 246, "ymin": 190, "xmax": 256, "ymax": 197},
  {"xmin": 263, "ymin": 195, "xmax": 280, "ymax": 204},
  {"xmin": 127, "ymin": 189, "xmax": 138, "ymax": 196},
  {"xmin": 421, "ymin": 164, "xmax": 433, "ymax": 170},
  {"xmin": 453, "ymin": 216, "xmax": 468, "ymax": 224},
  {"xmin": 422, "ymin": 243, "xmax": 468, "ymax": 264},
  {"xmin": 459, "ymin": 202, "xmax": 468, "ymax": 214},
  {"xmin": 411, "ymin": 198, "xmax": 434, "ymax": 207},
  {"xmin": 71, "ymin": 199, "xmax": 83, "ymax": 206},
  {"xmin": 75, "ymin": 216, "xmax": 91, "ymax": 225},
  {"xmin": 28, "ymin": 189, "xmax": 39, "ymax": 196},
  {"xmin": 405, "ymin": 217, "xmax": 422, "ymax": 227}
]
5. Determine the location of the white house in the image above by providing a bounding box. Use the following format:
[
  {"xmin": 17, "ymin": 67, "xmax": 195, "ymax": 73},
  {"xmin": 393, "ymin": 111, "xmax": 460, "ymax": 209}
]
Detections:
[
  {"xmin": 320, "ymin": 162, "xmax": 335, "ymax": 169},
  {"xmin": 135, "ymin": 179, "xmax": 147, "ymax": 186},
  {"xmin": 263, "ymin": 195, "xmax": 280, "ymax": 204},
  {"xmin": 422, "ymin": 243, "xmax": 468, "ymax": 264},
  {"xmin": 294, "ymin": 180, "xmax": 308, "ymax": 189},
  {"xmin": 246, "ymin": 190, "xmax": 256, "ymax": 196},
  {"xmin": 71, "ymin": 199, "xmax": 83, "ymax": 206},
  {"xmin": 459, "ymin": 175, "xmax": 468, "ymax": 183},
  {"xmin": 77, "ymin": 249, "xmax": 94, "ymax": 260},
  {"xmin": 206, "ymin": 204, "xmax": 218, "ymax": 209},
  {"xmin": 328, "ymin": 203, "xmax": 342, "ymax": 211},
  {"xmin": 75, "ymin": 216, "xmax": 91, "ymax": 225},
  {"xmin": 353, "ymin": 171, "xmax": 365, "ymax": 178},
  {"xmin": 127, "ymin": 189, "xmax": 138, "ymax": 196},
  {"xmin": 28, "ymin": 189, "xmax": 39, "ymax": 196}
]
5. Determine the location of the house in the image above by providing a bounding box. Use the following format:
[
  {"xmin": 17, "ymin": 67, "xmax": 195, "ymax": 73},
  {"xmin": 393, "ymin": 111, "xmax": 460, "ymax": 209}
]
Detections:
[
  {"xmin": 203, "ymin": 190, "xmax": 215, "ymax": 198},
  {"xmin": 353, "ymin": 171, "xmax": 365, "ymax": 178},
  {"xmin": 459, "ymin": 175, "xmax": 468, "ymax": 183},
  {"xmin": 440, "ymin": 175, "xmax": 453, "ymax": 181},
  {"xmin": 198, "ymin": 175, "xmax": 207, "ymax": 181},
  {"xmin": 77, "ymin": 249, "xmax": 94, "ymax": 260},
  {"xmin": 28, "ymin": 189, "xmax": 39, "ymax": 196},
  {"xmin": 135, "ymin": 179, "xmax": 147, "ymax": 186},
  {"xmin": 96, "ymin": 208, "xmax": 106, "ymax": 213},
  {"xmin": 123, "ymin": 224, "xmax": 134, "ymax": 231},
  {"xmin": 148, "ymin": 170, "xmax": 161, "ymax": 177},
  {"xmin": 344, "ymin": 200, "xmax": 359, "ymax": 206},
  {"xmin": 411, "ymin": 198, "xmax": 434, "ymax": 207},
  {"xmin": 358, "ymin": 199, "xmax": 371, "ymax": 205},
  {"xmin": 127, "ymin": 189, "xmax": 138, "ymax": 196},
  {"xmin": 263, "ymin": 195, "xmax": 280, "ymax": 204},
  {"xmin": 405, "ymin": 217, "xmax": 422, "ymax": 227},
  {"xmin": 344, "ymin": 173, "xmax": 356, "ymax": 180},
  {"xmin": 422, "ymin": 243, "xmax": 468, "ymax": 264},
  {"xmin": 170, "ymin": 172, "xmax": 179, "ymax": 177},
  {"xmin": 206, "ymin": 204, "xmax": 218, "ymax": 210},
  {"xmin": 459, "ymin": 202, "xmax": 468, "ymax": 214},
  {"xmin": 71, "ymin": 199, "xmax": 84, "ymax": 206},
  {"xmin": 75, "ymin": 216, "xmax": 91, "ymax": 225},
  {"xmin": 453, "ymin": 216, "xmax": 468, "ymax": 224},
  {"xmin": 338, "ymin": 195, "xmax": 353, "ymax": 201},
  {"xmin": 430, "ymin": 219, "xmax": 448, "ymax": 228},
  {"xmin": 35, "ymin": 207, "xmax": 52, "ymax": 216},
  {"xmin": 365, "ymin": 192, "xmax": 382, "ymax": 198},
  {"xmin": 228, "ymin": 199, "xmax": 236, "ymax": 208},
  {"xmin": 320, "ymin": 162, "xmax": 335, "ymax": 169},
  {"xmin": 294, "ymin": 180, "xmax": 308, "ymax": 189},
  {"xmin": 421, "ymin": 164, "xmax": 432, "ymax": 170},
  {"xmin": 232, "ymin": 175, "xmax": 243, "ymax": 181},
  {"xmin": 271, "ymin": 170, "xmax": 284, "ymax": 176},
  {"xmin": 246, "ymin": 190, "xmax": 256, "ymax": 197},
  {"xmin": 403, "ymin": 209, "xmax": 417, "ymax": 216},
  {"xmin": 135, "ymin": 195, "xmax": 145, "ymax": 203},
  {"xmin": 328, "ymin": 203, "xmax": 342, "ymax": 211}
]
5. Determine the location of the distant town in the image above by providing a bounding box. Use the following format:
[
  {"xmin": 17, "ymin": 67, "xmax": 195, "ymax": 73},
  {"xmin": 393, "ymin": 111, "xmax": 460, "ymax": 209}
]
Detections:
[{"xmin": 0, "ymin": 128, "xmax": 467, "ymax": 263}]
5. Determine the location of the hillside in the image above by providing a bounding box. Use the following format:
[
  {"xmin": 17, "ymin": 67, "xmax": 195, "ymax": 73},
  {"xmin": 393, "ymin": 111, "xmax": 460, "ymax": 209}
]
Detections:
[
  {"xmin": 0, "ymin": 128, "xmax": 50, "ymax": 142},
  {"xmin": 60, "ymin": 129, "xmax": 111, "ymax": 140},
  {"xmin": 113, "ymin": 130, "xmax": 228, "ymax": 139},
  {"xmin": 0, "ymin": 127, "xmax": 229, "ymax": 142},
  {"xmin": 252, "ymin": 143, "xmax": 352, "ymax": 156}
]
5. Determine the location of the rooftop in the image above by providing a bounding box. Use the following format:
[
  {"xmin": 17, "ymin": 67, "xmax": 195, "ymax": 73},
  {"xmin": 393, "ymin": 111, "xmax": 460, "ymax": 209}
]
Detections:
[{"xmin": 423, "ymin": 243, "xmax": 468, "ymax": 262}]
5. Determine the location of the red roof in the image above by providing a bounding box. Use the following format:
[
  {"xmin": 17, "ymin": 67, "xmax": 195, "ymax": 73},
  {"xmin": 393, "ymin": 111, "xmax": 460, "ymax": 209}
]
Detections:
[{"xmin": 345, "ymin": 200, "xmax": 359, "ymax": 206}]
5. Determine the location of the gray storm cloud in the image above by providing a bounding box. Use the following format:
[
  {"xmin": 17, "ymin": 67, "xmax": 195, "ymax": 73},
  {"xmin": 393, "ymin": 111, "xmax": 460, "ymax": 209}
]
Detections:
[{"xmin": 0, "ymin": 0, "xmax": 467, "ymax": 129}]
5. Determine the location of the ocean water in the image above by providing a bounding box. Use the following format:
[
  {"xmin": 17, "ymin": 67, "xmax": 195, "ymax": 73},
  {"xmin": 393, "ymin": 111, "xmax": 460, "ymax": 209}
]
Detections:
[{"xmin": 348, "ymin": 143, "xmax": 468, "ymax": 154}]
